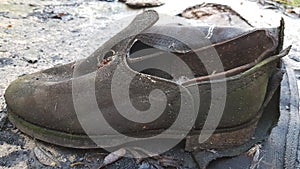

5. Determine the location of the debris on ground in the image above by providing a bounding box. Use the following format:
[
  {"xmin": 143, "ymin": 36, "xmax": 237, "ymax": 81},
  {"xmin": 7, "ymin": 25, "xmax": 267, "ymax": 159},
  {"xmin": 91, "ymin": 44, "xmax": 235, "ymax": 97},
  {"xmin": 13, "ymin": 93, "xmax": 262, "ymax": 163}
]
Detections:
[
  {"xmin": 258, "ymin": 0, "xmax": 300, "ymax": 17},
  {"xmin": 247, "ymin": 144, "xmax": 262, "ymax": 157},
  {"xmin": 178, "ymin": 3, "xmax": 253, "ymax": 27},
  {"xmin": 98, "ymin": 148, "xmax": 126, "ymax": 168},
  {"xmin": 29, "ymin": 6, "xmax": 73, "ymax": 21},
  {"xmin": 96, "ymin": 147, "xmax": 183, "ymax": 168},
  {"xmin": 33, "ymin": 147, "xmax": 60, "ymax": 167},
  {"xmin": 122, "ymin": 0, "xmax": 164, "ymax": 8},
  {"xmin": 249, "ymin": 144, "xmax": 263, "ymax": 169}
]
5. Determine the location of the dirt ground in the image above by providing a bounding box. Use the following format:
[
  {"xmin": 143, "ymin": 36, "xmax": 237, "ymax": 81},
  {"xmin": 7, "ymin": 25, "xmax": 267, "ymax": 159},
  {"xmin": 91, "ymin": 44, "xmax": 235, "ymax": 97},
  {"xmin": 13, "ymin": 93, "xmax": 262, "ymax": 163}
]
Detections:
[{"xmin": 0, "ymin": 0, "xmax": 300, "ymax": 168}]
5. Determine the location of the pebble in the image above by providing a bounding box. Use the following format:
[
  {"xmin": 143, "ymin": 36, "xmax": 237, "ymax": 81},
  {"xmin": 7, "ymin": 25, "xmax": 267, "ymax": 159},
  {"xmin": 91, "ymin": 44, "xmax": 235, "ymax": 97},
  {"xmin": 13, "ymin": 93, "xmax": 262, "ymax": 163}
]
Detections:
[
  {"xmin": 78, "ymin": 157, "xmax": 84, "ymax": 162},
  {"xmin": 51, "ymin": 55, "xmax": 63, "ymax": 62},
  {"xmin": 0, "ymin": 58, "xmax": 13, "ymax": 67},
  {"xmin": 138, "ymin": 161, "xmax": 154, "ymax": 169}
]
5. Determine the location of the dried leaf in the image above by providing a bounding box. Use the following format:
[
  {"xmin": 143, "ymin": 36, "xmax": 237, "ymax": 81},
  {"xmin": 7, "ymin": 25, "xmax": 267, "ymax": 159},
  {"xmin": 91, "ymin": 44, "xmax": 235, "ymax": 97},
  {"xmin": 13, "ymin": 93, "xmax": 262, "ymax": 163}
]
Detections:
[
  {"xmin": 98, "ymin": 148, "xmax": 126, "ymax": 169},
  {"xmin": 249, "ymin": 144, "xmax": 263, "ymax": 169},
  {"xmin": 33, "ymin": 147, "xmax": 58, "ymax": 167},
  {"xmin": 247, "ymin": 144, "xmax": 261, "ymax": 157}
]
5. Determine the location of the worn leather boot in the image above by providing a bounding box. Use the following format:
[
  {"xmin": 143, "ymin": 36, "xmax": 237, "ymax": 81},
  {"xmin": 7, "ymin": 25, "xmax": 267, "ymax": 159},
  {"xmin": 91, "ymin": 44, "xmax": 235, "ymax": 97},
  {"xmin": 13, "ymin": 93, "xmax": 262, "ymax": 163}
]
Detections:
[{"xmin": 5, "ymin": 10, "xmax": 290, "ymax": 150}]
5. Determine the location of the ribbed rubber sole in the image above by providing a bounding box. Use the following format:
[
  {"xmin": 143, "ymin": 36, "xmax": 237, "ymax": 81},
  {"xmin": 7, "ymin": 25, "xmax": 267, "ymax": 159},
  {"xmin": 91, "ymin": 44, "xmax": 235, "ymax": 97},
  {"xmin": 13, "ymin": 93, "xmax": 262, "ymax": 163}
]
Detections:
[{"xmin": 8, "ymin": 110, "xmax": 260, "ymax": 150}]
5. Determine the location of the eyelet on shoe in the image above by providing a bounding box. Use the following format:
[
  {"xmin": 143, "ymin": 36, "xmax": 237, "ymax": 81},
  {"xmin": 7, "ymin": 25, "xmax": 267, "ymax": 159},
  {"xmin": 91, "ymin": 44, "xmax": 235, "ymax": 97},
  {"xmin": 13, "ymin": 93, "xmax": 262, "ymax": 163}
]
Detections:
[
  {"xmin": 103, "ymin": 50, "xmax": 116, "ymax": 60},
  {"xmin": 97, "ymin": 50, "xmax": 115, "ymax": 69}
]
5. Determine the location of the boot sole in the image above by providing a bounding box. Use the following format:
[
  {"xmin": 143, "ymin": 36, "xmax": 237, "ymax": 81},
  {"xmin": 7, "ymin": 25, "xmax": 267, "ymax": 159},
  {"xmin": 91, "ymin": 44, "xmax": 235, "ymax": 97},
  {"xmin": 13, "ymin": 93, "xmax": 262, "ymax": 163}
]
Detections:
[{"xmin": 8, "ymin": 110, "xmax": 260, "ymax": 151}]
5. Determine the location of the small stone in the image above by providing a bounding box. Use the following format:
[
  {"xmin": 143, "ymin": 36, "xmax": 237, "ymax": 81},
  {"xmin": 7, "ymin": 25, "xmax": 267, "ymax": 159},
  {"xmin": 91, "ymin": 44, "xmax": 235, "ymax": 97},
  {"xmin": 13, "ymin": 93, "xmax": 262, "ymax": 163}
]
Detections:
[
  {"xmin": 51, "ymin": 55, "xmax": 63, "ymax": 62},
  {"xmin": 60, "ymin": 14, "xmax": 73, "ymax": 21},
  {"xmin": 0, "ymin": 58, "xmax": 13, "ymax": 67},
  {"xmin": 78, "ymin": 157, "xmax": 84, "ymax": 162},
  {"xmin": 6, "ymin": 122, "xmax": 13, "ymax": 128},
  {"xmin": 138, "ymin": 162, "xmax": 151, "ymax": 169},
  {"xmin": 68, "ymin": 155, "xmax": 76, "ymax": 162}
]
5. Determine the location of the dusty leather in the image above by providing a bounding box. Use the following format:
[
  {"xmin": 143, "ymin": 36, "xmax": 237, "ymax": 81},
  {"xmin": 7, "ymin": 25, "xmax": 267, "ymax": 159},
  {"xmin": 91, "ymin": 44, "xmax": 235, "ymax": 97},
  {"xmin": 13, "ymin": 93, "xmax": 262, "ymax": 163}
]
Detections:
[{"xmin": 5, "ymin": 10, "xmax": 289, "ymax": 144}]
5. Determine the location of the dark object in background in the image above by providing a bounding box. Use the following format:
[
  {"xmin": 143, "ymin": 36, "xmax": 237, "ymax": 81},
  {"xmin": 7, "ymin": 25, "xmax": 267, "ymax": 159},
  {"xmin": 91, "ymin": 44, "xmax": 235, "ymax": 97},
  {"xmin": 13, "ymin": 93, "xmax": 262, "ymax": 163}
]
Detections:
[
  {"xmin": 179, "ymin": 3, "xmax": 253, "ymax": 28},
  {"xmin": 121, "ymin": 0, "xmax": 164, "ymax": 9}
]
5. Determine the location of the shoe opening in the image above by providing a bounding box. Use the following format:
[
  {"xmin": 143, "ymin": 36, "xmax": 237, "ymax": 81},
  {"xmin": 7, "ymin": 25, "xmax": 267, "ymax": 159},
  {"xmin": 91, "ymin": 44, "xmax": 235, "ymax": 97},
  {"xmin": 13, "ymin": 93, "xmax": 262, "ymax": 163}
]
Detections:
[{"xmin": 126, "ymin": 28, "xmax": 278, "ymax": 84}]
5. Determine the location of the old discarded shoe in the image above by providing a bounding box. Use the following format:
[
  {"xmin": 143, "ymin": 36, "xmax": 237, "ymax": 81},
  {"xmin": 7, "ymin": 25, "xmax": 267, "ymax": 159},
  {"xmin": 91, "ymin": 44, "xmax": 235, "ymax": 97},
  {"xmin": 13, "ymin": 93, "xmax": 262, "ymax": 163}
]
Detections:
[{"xmin": 5, "ymin": 10, "xmax": 290, "ymax": 150}]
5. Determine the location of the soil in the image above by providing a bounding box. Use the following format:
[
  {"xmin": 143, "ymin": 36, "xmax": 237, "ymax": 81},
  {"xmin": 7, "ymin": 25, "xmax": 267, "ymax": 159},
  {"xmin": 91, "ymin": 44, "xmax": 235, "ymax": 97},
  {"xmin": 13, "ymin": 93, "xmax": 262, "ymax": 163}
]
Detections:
[{"xmin": 0, "ymin": 0, "xmax": 300, "ymax": 168}]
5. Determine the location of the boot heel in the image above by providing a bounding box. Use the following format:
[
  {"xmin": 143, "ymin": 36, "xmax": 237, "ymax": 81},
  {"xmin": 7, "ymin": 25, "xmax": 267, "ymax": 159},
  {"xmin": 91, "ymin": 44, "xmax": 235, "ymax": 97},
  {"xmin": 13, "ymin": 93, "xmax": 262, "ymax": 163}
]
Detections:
[{"xmin": 185, "ymin": 120, "xmax": 258, "ymax": 151}]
